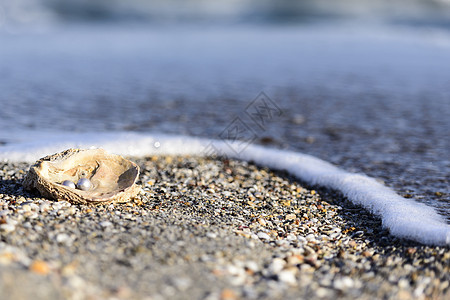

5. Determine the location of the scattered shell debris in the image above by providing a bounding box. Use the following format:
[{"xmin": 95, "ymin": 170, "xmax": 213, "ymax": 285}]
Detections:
[{"xmin": 0, "ymin": 155, "xmax": 448, "ymax": 299}]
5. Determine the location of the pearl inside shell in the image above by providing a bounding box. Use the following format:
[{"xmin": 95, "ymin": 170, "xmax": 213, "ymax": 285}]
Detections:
[
  {"xmin": 62, "ymin": 180, "xmax": 76, "ymax": 189},
  {"xmin": 76, "ymin": 178, "xmax": 92, "ymax": 191}
]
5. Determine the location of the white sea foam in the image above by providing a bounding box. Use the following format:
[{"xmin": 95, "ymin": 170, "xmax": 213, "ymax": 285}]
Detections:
[{"xmin": 0, "ymin": 131, "xmax": 448, "ymax": 246}]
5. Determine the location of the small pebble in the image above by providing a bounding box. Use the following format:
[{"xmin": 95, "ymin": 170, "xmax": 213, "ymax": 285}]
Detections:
[
  {"xmin": 206, "ymin": 232, "xmax": 217, "ymax": 239},
  {"xmin": 99, "ymin": 221, "xmax": 113, "ymax": 227},
  {"xmin": 278, "ymin": 270, "xmax": 297, "ymax": 285},
  {"xmin": 257, "ymin": 232, "xmax": 270, "ymax": 240},
  {"xmin": 56, "ymin": 233, "xmax": 71, "ymax": 244},
  {"xmin": 30, "ymin": 260, "xmax": 50, "ymax": 275},
  {"xmin": 0, "ymin": 223, "xmax": 15, "ymax": 233},
  {"xmin": 333, "ymin": 277, "xmax": 354, "ymax": 291},
  {"xmin": 269, "ymin": 258, "xmax": 286, "ymax": 274}
]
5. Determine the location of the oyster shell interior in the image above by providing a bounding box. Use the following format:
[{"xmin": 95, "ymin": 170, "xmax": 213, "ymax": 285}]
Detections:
[{"xmin": 23, "ymin": 148, "xmax": 140, "ymax": 204}]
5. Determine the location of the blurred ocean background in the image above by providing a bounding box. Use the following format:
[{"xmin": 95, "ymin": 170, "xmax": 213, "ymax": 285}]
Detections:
[
  {"xmin": 0, "ymin": 0, "xmax": 449, "ymax": 220},
  {"xmin": 2, "ymin": 0, "xmax": 450, "ymax": 28}
]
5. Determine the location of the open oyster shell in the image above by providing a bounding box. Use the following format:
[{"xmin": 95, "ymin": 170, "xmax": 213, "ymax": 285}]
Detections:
[{"xmin": 23, "ymin": 148, "xmax": 140, "ymax": 205}]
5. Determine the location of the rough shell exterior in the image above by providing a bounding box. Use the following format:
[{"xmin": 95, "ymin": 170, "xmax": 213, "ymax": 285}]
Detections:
[{"xmin": 23, "ymin": 148, "xmax": 140, "ymax": 205}]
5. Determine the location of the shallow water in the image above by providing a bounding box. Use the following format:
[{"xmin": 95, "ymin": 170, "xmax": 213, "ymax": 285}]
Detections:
[{"xmin": 0, "ymin": 23, "xmax": 449, "ymax": 222}]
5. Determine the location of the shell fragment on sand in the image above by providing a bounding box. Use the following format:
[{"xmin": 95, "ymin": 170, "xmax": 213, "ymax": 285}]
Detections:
[{"xmin": 23, "ymin": 148, "xmax": 140, "ymax": 205}]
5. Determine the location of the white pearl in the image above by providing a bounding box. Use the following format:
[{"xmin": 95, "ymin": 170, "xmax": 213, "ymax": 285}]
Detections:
[
  {"xmin": 62, "ymin": 180, "xmax": 76, "ymax": 189},
  {"xmin": 77, "ymin": 178, "xmax": 92, "ymax": 191}
]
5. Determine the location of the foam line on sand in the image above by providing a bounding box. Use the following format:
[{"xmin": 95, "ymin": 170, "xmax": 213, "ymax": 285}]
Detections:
[{"xmin": 1, "ymin": 131, "xmax": 448, "ymax": 246}]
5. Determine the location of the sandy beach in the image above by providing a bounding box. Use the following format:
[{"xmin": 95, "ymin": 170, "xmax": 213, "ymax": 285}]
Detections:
[
  {"xmin": 0, "ymin": 156, "xmax": 448, "ymax": 299},
  {"xmin": 1, "ymin": 2, "xmax": 450, "ymax": 298}
]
